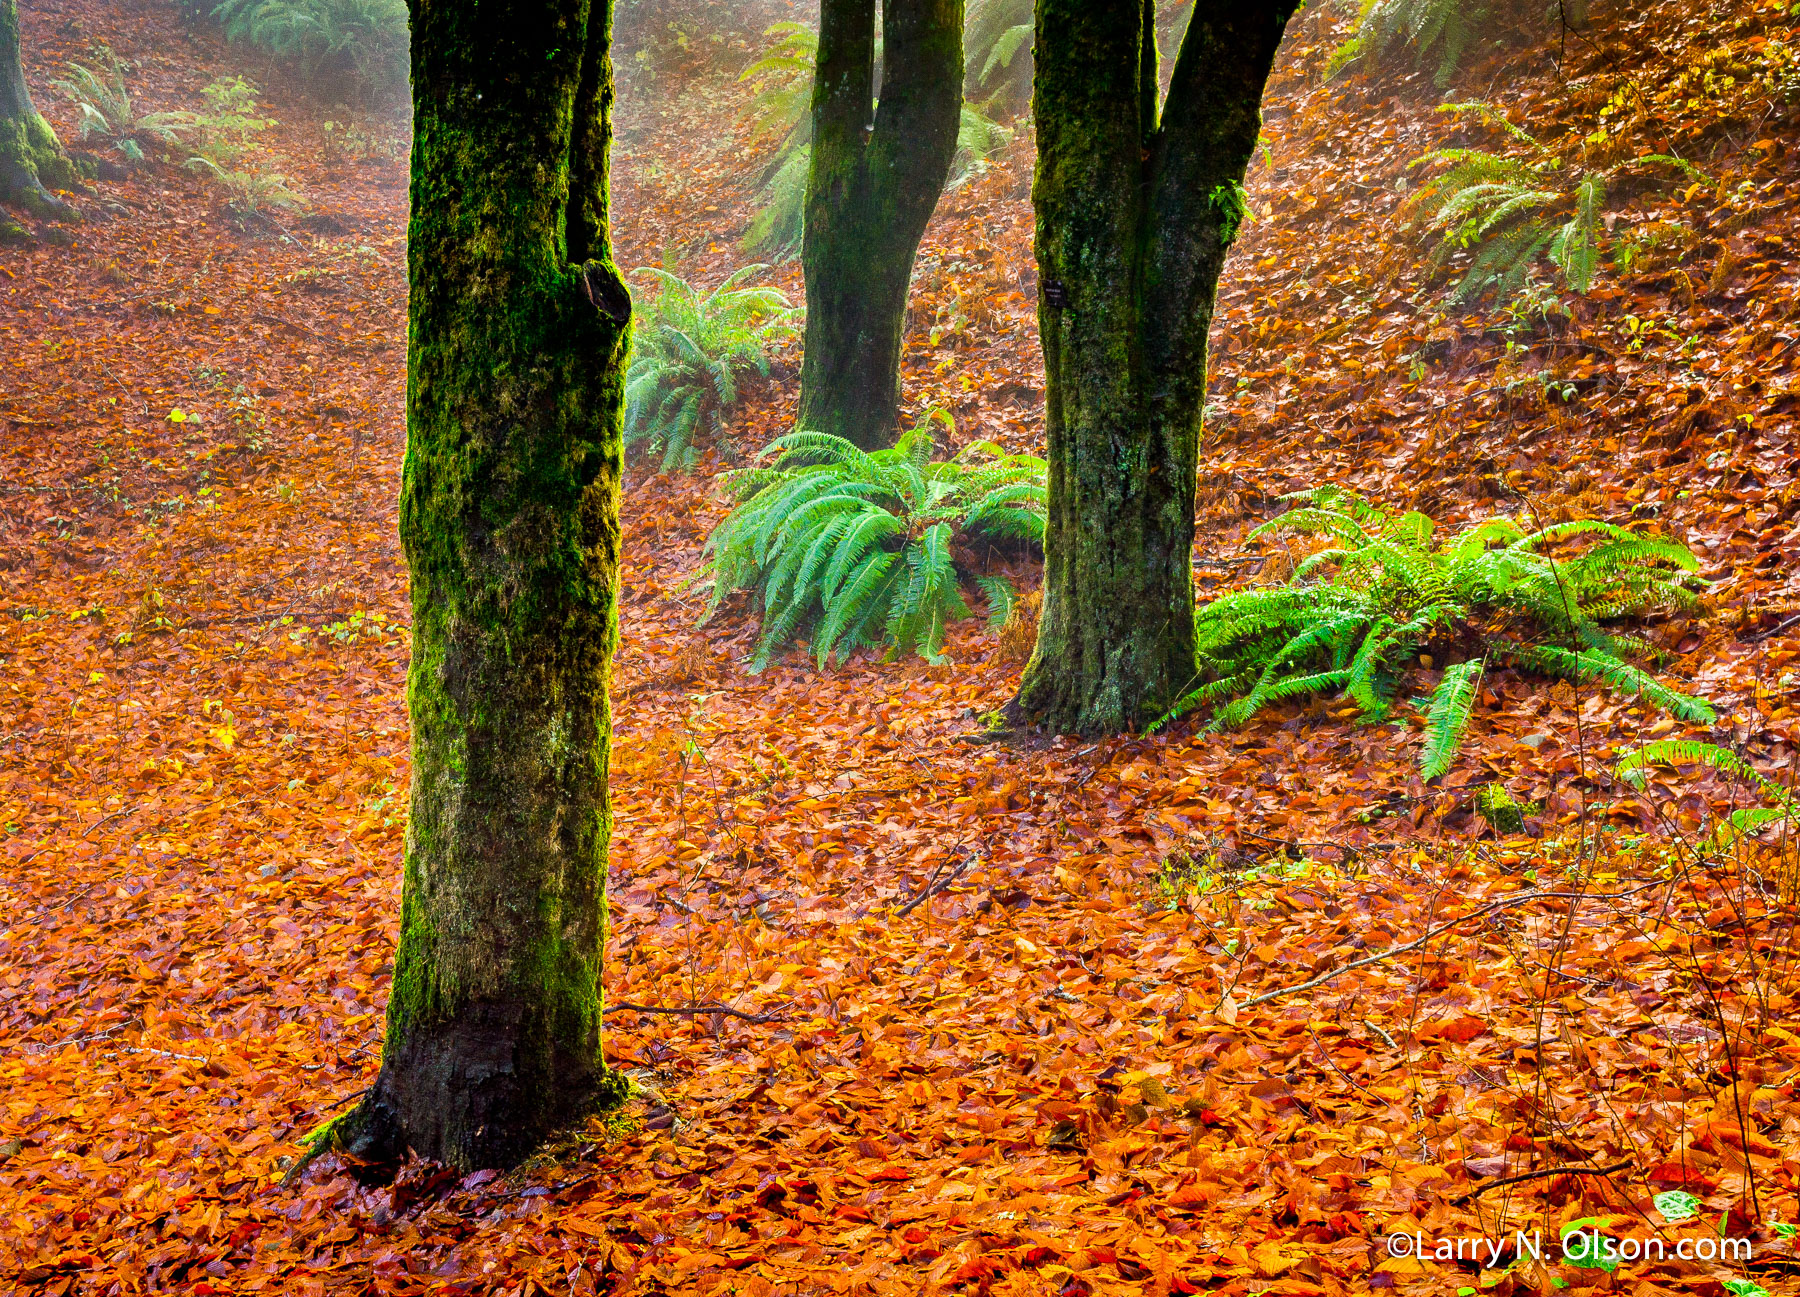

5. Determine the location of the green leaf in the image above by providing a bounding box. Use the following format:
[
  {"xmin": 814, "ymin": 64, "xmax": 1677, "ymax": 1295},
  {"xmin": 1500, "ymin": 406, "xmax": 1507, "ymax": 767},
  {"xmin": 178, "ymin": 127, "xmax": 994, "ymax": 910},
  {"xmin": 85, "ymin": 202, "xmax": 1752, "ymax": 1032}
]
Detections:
[{"xmin": 1653, "ymin": 1189, "xmax": 1702, "ymax": 1223}]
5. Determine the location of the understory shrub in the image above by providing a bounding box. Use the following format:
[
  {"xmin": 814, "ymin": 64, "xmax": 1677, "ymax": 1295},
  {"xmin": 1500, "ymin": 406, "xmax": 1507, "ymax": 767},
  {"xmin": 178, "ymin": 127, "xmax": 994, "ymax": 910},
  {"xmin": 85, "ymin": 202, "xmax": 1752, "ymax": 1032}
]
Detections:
[
  {"xmin": 624, "ymin": 264, "xmax": 799, "ymax": 473},
  {"xmin": 182, "ymin": 77, "xmax": 304, "ymax": 216},
  {"xmin": 1163, "ymin": 487, "xmax": 1713, "ymax": 778},
  {"xmin": 211, "ymin": 0, "xmax": 409, "ymax": 99},
  {"xmin": 1407, "ymin": 103, "xmax": 1707, "ymax": 308},
  {"xmin": 700, "ymin": 414, "xmax": 1046, "ymax": 669}
]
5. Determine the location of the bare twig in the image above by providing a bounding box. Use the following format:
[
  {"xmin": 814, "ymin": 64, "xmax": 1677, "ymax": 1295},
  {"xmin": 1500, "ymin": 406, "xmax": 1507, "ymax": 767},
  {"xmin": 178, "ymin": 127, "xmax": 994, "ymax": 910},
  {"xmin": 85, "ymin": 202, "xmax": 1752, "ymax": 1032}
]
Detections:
[
  {"xmin": 894, "ymin": 853, "xmax": 974, "ymax": 918},
  {"xmin": 1448, "ymin": 1159, "xmax": 1632, "ymax": 1206},
  {"xmin": 603, "ymin": 1001, "xmax": 785, "ymax": 1024},
  {"xmin": 1239, "ymin": 881, "xmax": 1668, "ymax": 1009}
]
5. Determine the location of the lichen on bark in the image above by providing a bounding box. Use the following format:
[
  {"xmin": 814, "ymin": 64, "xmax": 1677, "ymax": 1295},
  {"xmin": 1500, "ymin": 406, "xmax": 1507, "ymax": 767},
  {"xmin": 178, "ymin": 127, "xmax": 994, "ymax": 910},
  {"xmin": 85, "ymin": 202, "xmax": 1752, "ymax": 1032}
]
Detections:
[
  {"xmin": 1011, "ymin": 0, "xmax": 1299, "ymax": 735},
  {"xmin": 332, "ymin": 0, "xmax": 633, "ymax": 1172},
  {"xmin": 796, "ymin": 0, "xmax": 964, "ymax": 451}
]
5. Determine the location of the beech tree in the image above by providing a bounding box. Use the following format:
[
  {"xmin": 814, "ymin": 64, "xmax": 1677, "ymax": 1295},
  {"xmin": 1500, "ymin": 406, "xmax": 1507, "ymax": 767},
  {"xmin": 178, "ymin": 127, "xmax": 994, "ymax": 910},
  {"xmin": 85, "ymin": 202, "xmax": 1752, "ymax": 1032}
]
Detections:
[
  {"xmin": 797, "ymin": 0, "xmax": 963, "ymax": 450},
  {"xmin": 328, "ymin": 0, "xmax": 633, "ymax": 1169},
  {"xmin": 0, "ymin": 0, "xmax": 78, "ymax": 219},
  {"xmin": 1012, "ymin": 0, "xmax": 1298, "ymax": 734}
]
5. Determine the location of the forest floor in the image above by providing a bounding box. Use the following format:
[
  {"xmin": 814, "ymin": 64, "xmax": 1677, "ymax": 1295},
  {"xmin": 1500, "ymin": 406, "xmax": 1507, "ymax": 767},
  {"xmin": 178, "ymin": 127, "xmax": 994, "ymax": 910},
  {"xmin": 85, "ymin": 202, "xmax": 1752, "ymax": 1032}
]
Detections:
[{"xmin": 6, "ymin": 0, "xmax": 1800, "ymax": 1294}]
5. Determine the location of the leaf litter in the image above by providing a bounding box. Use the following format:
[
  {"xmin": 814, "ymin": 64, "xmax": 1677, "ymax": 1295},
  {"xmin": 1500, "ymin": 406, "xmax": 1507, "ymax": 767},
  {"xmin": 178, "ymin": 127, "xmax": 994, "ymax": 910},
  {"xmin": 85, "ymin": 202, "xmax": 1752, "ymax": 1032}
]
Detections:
[{"xmin": 5, "ymin": 0, "xmax": 1800, "ymax": 1293}]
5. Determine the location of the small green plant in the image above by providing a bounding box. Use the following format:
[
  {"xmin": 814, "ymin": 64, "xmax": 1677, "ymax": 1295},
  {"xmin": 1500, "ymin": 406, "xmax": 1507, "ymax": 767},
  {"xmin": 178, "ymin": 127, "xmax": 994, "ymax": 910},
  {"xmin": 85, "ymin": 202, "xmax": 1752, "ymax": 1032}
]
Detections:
[
  {"xmin": 186, "ymin": 157, "xmax": 306, "ymax": 215},
  {"xmin": 699, "ymin": 413, "xmax": 1046, "ymax": 669},
  {"xmin": 212, "ymin": 0, "xmax": 409, "ymax": 98},
  {"xmin": 1407, "ymin": 102, "xmax": 1707, "ymax": 307},
  {"xmin": 1164, "ymin": 487, "xmax": 1713, "ymax": 778},
  {"xmin": 53, "ymin": 50, "xmax": 189, "ymax": 159},
  {"xmin": 185, "ymin": 76, "xmax": 277, "ymax": 169},
  {"xmin": 624, "ymin": 263, "xmax": 799, "ymax": 474},
  {"xmin": 950, "ymin": 104, "xmax": 1014, "ymax": 187},
  {"xmin": 1474, "ymin": 783, "xmax": 1539, "ymax": 832},
  {"xmin": 1617, "ymin": 740, "xmax": 1798, "ymax": 855}
]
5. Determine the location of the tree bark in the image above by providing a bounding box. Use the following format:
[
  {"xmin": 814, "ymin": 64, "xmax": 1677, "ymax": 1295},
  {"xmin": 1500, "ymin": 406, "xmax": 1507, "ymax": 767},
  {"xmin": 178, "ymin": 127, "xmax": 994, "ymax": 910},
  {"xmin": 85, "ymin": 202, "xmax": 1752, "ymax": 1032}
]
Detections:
[
  {"xmin": 335, "ymin": 0, "xmax": 633, "ymax": 1171},
  {"xmin": 1011, "ymin": 0, "xmax": 1296, "ymax": 734},
  {"xmin": 0, "ymin": 0, "xmax": 78, "ymax": 220},
  {"xmin": 797, "ymin": 0, "xmax": 964, "ymax": 450}
]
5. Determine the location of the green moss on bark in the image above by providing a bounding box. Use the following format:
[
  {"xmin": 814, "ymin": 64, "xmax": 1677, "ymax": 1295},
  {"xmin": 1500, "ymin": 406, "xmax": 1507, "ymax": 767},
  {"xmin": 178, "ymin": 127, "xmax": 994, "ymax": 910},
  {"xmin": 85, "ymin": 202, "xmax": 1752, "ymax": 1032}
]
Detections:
[
  {"xmin": 1012, "ymin": 0, "xmax": 1298, "ymax": 735},
  {"xmin": 342, "ymin": 0, "xmax": 632, "ymax": 1172},
  {"xmin": 797, "ymin": 0, "xmax": 964, "ymax": 451},
  {"xmin": 0, "ymin": 0, "xmax": 78, "ymax": 219}
]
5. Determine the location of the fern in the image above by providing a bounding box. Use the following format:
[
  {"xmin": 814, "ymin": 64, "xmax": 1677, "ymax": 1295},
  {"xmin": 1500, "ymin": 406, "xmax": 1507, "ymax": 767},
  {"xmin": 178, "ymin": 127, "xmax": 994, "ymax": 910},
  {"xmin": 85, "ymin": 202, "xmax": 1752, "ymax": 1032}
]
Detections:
[
  {"xmin": 625, "ymin": 263, "xmax": 800, "ymax": 474},
  {"xmin": 211, "ymin": 0, "xmax": 408, "ymax": 97},
  {"xmin": 1328, "ymin": 0, "xmax": 1588, "ymax": 86},
  {"xmin": 740, "ymin": 23, "xmax": 816, "ymax": 147},
  {"xmin": 700, "ymin": 412, "xmax": 1045, "ymax": 669},
  {"xmin": 964, "ymin": 0, "xmax": 1034, "ymax": 108},
  {"xmin": 1174, "ymin": 488, "xmax": 1712, "ymax": 777},
  {"xmin": 1615, "ymin": 740, "xmax": 1798, "ymax": 855},
  {"xmin": 53, "ymin": 51, "xmax": 190, "ymax": 155},
  {"xmin": 1421, "ymin": 659, "xmax": 1482, "ymax": 779},
  {"xmin": 1408, "ymin": 104, "xmax": 1710, "ymax": 308}
]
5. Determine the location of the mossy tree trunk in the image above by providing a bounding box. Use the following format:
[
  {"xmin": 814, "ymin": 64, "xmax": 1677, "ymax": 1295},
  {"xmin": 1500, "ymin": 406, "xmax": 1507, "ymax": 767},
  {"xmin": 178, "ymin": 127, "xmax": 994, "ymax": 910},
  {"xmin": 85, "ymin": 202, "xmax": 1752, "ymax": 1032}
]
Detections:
[
  {"xmin": 1011, "ymin": 0, "xmax": 1297, "ymax": 734},
  {"xmin": 0, "ymin": 0, "xmax": 78, "ymax": 219},
  {"xmin": 797, "ymin": 0, "xmax": 964, "ymax": 450},
  {"xmin": 338, "ymin": 0, "xmax": 633, "ymax": 1171}
]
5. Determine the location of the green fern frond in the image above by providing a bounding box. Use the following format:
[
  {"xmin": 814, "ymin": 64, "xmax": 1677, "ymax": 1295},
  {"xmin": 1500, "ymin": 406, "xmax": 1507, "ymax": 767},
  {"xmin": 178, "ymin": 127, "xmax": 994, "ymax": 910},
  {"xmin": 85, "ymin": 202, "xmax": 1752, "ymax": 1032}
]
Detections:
[
  {"xmin": 1192, "ymin": 490, "xmax": 1715, "ymax": 773},
  {"xmin": 1420, "ymin": 659, "xmax": 1483, "ymax": 779},
  {"xmin": 701, "ymin": 408, "xmax": 1046, "ymax": 670}
]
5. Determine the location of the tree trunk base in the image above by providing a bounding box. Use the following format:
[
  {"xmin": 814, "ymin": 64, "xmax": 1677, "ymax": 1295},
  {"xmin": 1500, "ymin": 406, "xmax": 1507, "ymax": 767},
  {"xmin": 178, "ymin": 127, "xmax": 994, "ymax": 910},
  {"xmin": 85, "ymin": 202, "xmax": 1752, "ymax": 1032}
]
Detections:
[
  {"xmin": 0, "ymin": 128, "xmax": 80, "ymax": 220},
  {"xmin": 289, "ymin": 1058, "xmax": 631, "ymax": 1182}
]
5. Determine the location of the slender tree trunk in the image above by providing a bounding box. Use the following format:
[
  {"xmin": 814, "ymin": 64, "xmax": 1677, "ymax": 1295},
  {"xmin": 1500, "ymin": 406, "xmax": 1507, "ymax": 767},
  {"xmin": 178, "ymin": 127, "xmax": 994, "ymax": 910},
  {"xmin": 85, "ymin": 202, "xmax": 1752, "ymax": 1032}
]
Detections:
[
  {"xmin": 1011, "ymin": 0, "xmax": 1295, "ymax": 734},
  {"xmin": 335, "ymin": 0, "xmax": 633, "ymax": 1171},
  {"xmin": 797, "ymin": 0, "xmax": 963, "ymax": 450},
  {"xmin": 0, "ymin": 0, "xmax": 78, "ymax": 220}
]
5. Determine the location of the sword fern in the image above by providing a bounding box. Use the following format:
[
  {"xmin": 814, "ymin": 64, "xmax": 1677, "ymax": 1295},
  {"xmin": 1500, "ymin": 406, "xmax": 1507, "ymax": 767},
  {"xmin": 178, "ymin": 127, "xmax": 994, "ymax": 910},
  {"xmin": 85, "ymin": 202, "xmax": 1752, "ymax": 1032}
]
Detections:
[
  {"xmin": 1164, "ymin": 487, "xmax": 1713, "ymax": 778},
  {"xmin": 701, "ymin": 412, "xmax": 1046, "ymax": 669}
]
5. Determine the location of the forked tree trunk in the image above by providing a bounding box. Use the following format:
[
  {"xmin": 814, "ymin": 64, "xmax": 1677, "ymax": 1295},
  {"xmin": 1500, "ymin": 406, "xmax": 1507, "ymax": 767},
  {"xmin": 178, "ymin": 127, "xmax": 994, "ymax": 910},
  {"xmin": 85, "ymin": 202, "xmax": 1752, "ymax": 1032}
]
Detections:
[
  {"xmin": 797, "ymin": 0, "xmax": 963, "ymax": 450},
  {"xmin": 1011, "ymin": 0, "xmax": 1297, "ymax": 734},
  {"xmin": 335, "ymin": 0, "xmax": 633, "ymax": 1171},
  {"xmin": 0, "ymin": 0, "xmax": 78, "ymax": 219}
]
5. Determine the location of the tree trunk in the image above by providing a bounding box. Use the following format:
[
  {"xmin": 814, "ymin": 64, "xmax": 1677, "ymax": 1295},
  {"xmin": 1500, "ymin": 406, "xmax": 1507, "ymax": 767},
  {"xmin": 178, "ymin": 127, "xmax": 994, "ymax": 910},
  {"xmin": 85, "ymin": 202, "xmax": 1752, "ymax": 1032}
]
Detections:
[
  {"xmin": 797, "ymin": 0, "xmax": 963, "ymax": 450},
  {"xmin": 336, "ymin": 0, "xmax": 633, "ymax": 1171},
  {"xmin": 1011, "ymin": 0, "xmax": 1296, "ymax": 734},
  {"xmin": 0, "ymin": 0, "xmax": 78, "ymax": 220}
]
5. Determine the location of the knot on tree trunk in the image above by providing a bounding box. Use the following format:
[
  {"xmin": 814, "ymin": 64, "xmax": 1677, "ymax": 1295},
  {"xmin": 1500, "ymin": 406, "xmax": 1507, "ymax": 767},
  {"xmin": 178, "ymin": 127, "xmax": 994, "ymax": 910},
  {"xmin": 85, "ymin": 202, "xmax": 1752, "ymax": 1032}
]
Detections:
[{"xmin": 579, "ymin": 261, "xmax": 630, "ymax": 325}]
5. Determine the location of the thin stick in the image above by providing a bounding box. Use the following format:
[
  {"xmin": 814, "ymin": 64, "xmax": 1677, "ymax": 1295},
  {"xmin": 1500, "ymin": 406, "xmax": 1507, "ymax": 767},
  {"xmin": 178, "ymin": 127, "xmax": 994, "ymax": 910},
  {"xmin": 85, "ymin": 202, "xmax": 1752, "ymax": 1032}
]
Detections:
[
  {"xmin": 1448, "ymin": 1159, "xmax": 1632, "ymax": 1206},
  {"xmin": 1238, "ymin": 881, "xmax": 1667, "ymax": 1009},
  {"xmin": 895, "ymin": 854, "xmax": 973, "ymax": 918},
  {"xmin": 602, "ymin": 1001, "xmax": 784, "ymax": 1024}
]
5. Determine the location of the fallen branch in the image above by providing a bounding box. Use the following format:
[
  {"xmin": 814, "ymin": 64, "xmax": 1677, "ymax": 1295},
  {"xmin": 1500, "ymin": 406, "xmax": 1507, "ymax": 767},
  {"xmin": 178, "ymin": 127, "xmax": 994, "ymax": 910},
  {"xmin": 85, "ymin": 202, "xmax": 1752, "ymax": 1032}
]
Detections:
[
  {"xmin": 603, "ymin": 1001, "xmax": 784, "ymax": 1024},
  {"xmin": 1448, "ymin": 1159, "xmax": 1633, "ymax": 1206},
  {"xmin": 1238, "ymin": 880, "xmax": 1669, "ymax": 1010}
]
